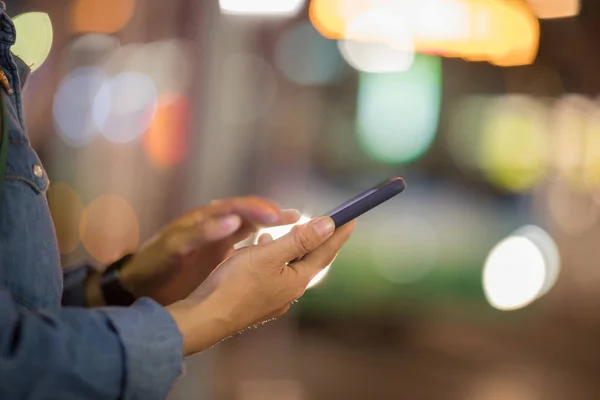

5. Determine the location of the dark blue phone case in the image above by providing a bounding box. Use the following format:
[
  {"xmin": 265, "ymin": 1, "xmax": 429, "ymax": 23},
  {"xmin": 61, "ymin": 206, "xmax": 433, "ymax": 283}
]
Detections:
[{"xmin": 325, "ymin": 177, "xmax": 406, "ymax": 228}]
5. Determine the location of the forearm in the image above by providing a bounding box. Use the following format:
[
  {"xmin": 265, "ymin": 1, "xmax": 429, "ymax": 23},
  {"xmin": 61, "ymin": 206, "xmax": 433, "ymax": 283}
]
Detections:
[{"xmin": 1, "ymin": 290, "xmax": 183, "ymax": 400}]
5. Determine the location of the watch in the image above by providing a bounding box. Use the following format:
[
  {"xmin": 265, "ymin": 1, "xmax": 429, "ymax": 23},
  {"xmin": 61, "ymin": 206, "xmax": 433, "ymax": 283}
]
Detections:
[{"xmin": 100, "ymin": 254, "xmax": 136, "ymax": 306}]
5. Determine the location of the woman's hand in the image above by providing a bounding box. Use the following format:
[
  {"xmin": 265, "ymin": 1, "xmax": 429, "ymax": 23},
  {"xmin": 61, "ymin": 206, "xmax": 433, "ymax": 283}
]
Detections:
[{"xmin": 102, "ymin": 197, "xmax": 301, "ymax": 306}]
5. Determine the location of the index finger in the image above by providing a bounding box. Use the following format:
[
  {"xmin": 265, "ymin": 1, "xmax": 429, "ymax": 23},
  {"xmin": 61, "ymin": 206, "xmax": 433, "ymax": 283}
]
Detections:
[{"xmin": 207, "ymin": 197, "xmax": 281, "ymax": 225}]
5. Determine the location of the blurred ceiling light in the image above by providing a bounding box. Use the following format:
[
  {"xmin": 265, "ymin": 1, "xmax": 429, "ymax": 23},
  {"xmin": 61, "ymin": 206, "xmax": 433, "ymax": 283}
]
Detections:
[
  {"xmin": 47, "ymin": 182, "xmax": 85, "ymax": 255},
  {"xmin": 12, "ymin": 12, "xmax": 53, "ymax": 71},
  {"xmin": 69, "ymin": 0, "xmax": 136, "ymax": 34},
  {"xmin": 274, "ymin": 22, "xmax": 345, "ymax": 86},
  {"xmin": 478, "ymin": 96, "xmax": 548, "ymax": 193},
  {"xmin": 80, "ymin": 194, "xmax": 140, "ymax": 264},
  {"xmin": 310, "ymin": 0, "xmax": 539, "ymax": 67},
  {"xmin": 219, "ymin": 0, "xmax": 305, "ymax": 16},
  {"xmin": 483, "ymin": 226, "xmax": 559, "ymax": 311},
  {"xmin": 143, "ymin": 95, "xmax": 190, "ymax": 169},
  {"xmin": 526, "ymin": 0, "xmax": 580, "ymax": 19},
  {"xmin": 93, "ymin": 72, "xmax": 158, "ymax": 144},
  {"xmin": 338, "ymin": 9, "xmax": 415, "ymax": 73},
  {"xmin": 53, "ymin": 67, "xmax": 107, "ymax": 147},
  {"xmin": 356, "ymin": 54, "xmax": 442, "ymax": 165},
  {"xmin": 255, "ymin": 216, "xmax": 330, "ymax": 289}
]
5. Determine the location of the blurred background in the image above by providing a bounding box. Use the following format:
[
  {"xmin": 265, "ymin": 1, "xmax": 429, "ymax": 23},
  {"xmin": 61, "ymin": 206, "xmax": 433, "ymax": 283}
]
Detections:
[{"xmin": 9, "ymin": 0, "xmax": 600, "ymax": 398}]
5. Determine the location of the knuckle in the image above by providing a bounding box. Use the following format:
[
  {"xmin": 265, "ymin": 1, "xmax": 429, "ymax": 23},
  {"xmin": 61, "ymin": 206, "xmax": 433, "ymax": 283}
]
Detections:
[{"xmin": 290, "ymin": 226, "xmax": 313, "ymax": 254}]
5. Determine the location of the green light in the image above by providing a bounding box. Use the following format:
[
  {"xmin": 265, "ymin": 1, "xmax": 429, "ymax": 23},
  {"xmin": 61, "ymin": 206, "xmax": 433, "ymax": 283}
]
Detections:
[
  {"xmin": 356, "ymin": 54, "xmax": 442, "ymax": 164},
  {"xmin": 13, "ymin": 12, "xmax": 53, "ymax": 71}
]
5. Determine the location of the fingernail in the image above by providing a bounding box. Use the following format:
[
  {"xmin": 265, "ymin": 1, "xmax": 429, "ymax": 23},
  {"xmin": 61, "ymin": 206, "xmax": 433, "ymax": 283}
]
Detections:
[
  {"xmin": 283, "ymin": 208, "xmax": 301, "ymax": 218},
  {"xmin": 310, "ymin": 217, "xmax": 335, "ymax": 237},
  {"xmin": 258, "ymin": 233, "xmax": 274, "ymax": 244},
  {"xmin": 219, "ymin": 215, "xmax": 241, "ymax": 230}
]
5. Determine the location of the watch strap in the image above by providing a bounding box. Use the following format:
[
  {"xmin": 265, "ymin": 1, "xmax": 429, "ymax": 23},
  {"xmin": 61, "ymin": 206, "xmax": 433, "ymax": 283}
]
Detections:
[{"xmin": 100, "ymin": 254, "xmax": 136, "ymax": 306}]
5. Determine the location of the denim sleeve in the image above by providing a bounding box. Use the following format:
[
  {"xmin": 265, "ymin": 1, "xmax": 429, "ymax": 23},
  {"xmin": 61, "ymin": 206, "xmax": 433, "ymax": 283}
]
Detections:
[
  {"xmin": 0, "ymin": 290, "xmax": 183, "ymax": 400},
  {"xmin": 61, "ymin": 264, "xmax": 92, "ymax": 307}
]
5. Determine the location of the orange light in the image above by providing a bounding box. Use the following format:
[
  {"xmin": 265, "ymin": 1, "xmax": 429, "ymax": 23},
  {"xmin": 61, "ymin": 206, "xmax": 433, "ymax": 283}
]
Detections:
[
  {"xmin": 309, "ymin": 0, "xmax": 539, "ymax": 67},
  {"xmin": 79, "ymin": 194, "xmax": 140, "ymax": 264},
  {"xmin": 143, "ymin": 95, "xmax": 190, "ymax": 169},
  {"xmin": 68, "ymin": 0, "xmax": 136, "ymax": 34},
  {"xmin": 47, "ymin": 182, "xmax": 85, "ymax": 255},
  {"xmin": 309, "ymin": 0, "xmax": 347, "ymax": 39},
  {"xmin": 526, "ymin": 0, "xmax": 579, "ymax": 19}
]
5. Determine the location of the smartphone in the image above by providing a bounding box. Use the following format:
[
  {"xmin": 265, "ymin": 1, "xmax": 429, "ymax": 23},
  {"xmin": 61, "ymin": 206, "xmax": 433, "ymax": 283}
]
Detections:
[{"xmin": 324, "ymin": 177, "xmax": 406, "ymax": 228}]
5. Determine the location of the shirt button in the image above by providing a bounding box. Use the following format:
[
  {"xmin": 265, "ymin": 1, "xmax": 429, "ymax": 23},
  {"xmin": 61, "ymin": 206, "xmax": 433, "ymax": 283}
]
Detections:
[{"xmin": 33, "ymin": 164, "xmax": 43, "ymax": 178}]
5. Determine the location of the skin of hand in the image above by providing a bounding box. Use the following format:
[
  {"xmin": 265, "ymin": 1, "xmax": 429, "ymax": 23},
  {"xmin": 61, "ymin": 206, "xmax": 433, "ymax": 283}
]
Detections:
[
  {"xmin": 166, "ymin": 216, "xmax": 357, "ymax": 356},
  {"xmin": 86, "ymin": 197, "xmax": 302, "ymax": 306}
]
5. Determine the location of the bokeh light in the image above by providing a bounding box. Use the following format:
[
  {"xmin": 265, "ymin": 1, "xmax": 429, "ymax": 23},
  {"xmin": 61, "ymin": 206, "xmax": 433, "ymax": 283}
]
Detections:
[
  {"xmin": 219, "ymin": 0, "xmax": 306, "ymax": 16},
  {"xmin": 478, "ymin": 96, "xmax": 548, "ymax": 193},
  {"xmin": 338, "ymin": 9, "xmax": 415, "ymax": 73},
  {"xmin": 274, "ymin": 22, "xmax": 345, "ymax": 86},
  {"xmin": 356, "ymin": 54, "xmax": 442, "ymax": 164},
  {"xmin": 93, "ymin": 72, "xmax": 159, "ymax": 143},
  {"xmin": 12, "ymin": 12, "xmax": 53, "ymax": 72},
  {"xmin": 483, "ymin": 226, "xmax": 560, "ymax": 311},
  {"xmin": 527, "ymin": 0, "xmax": 580, "ymax": 19},
  {"xmin": 53, "ymin": 67, "xmax": 107, "ymax": 146},
  {"xmin": 310, "ymin": 0, "xmax": 539, "ymax": 67},
  {"xmin": 79, "ymin": 194, "xmax": 140, "ymax": 264},
  {"xmin": 255, "ymin": 216, "xmax": 330, "ymax": 289},
  {"xmin": 69, "ymin": 0, "xmax": 136, "ymax": 34},
  {"xmin": 47, "ymin": 182, "xmax": 85, "ymax": 255},
  {"xmin": 143, "ymin": 95, "xmax": 190, "ymax": 169}
]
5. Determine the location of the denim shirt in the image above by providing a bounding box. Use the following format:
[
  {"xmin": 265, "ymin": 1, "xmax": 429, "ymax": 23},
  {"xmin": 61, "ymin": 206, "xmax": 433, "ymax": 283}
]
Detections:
[{"xmin": 0, "ymin": 10, "xmax": 183, "ymax": 400}]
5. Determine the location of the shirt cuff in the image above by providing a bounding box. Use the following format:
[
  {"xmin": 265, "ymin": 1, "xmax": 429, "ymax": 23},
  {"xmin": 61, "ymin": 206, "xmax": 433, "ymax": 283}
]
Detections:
[{"xmin": 100, "ymin": 298, "xmax": 184, "ymax": 400}]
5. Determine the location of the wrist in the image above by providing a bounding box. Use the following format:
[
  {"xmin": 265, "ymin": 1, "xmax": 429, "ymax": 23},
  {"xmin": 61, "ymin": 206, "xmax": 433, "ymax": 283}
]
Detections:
[
  {"xmin": 166, "ymin": 295, "xmax": 233, "ymax": 356},
  {"xmin": 85, "ymin": 269, "xmax": 106, "ymax": 307}
]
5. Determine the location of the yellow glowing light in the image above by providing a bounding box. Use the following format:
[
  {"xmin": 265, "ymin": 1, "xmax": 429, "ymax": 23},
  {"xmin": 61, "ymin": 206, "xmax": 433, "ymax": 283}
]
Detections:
[
  {"xmin": 527, "ymin": 0, "xmax": 580, "ymax": 19},
  {"xmin": 79, "ymin": 194, "xmax": 140, "ymax": 264},
  {"xmin": 12, "ymin": 12, "xmax": 53, "ymax": 71},
  {"xmin": 47, "ymin": 182, "xmax": 85, "ymax": 255},
  {"xmin": 69, "ymin": 0, "xmax": 136, "ymax": 34},
  {"xmin": 479, "ymin": 97, "xmax": 548, "ymax": 192},
  {"xmin": 309, "ymin": 0, "xmax": 539, "ymax": 67},
  {"xmin": 255, "ymin": 215, "xmax": 330, "ymax": 289}
]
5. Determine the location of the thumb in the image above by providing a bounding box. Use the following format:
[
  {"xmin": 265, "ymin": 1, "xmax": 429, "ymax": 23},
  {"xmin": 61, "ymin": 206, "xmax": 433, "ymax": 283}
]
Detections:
[
  {"xmin": 253, "ymin": 216, "xmax": 335, "ymax": 266},
  {"xmin": 169, "ymin": 214, "xmax": 242, "ymax": 256}
]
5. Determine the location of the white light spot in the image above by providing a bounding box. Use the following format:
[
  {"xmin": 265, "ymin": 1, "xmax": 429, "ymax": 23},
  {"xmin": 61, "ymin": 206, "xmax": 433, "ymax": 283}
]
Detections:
[
  {"xmin": 338, "ymin": 10, "xmax": 415, "ymax": 73},
  {"xmin": 483, "ymin": 226, "xmax": 560, "ymax": 311},
  {"xmin": 219, "ymin": 0, "xmax": 305, "ymax": 17},
  {"xmin": 93, "ymin": 72, "xmax": 158, "ymax": 143},
  {"xmin": 255, "ymin": 215, "xmax": 331, "ymax": 289},
  {"xmin": 53, "ymin": 67, "xmax": 107, "ymax": 147}
]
